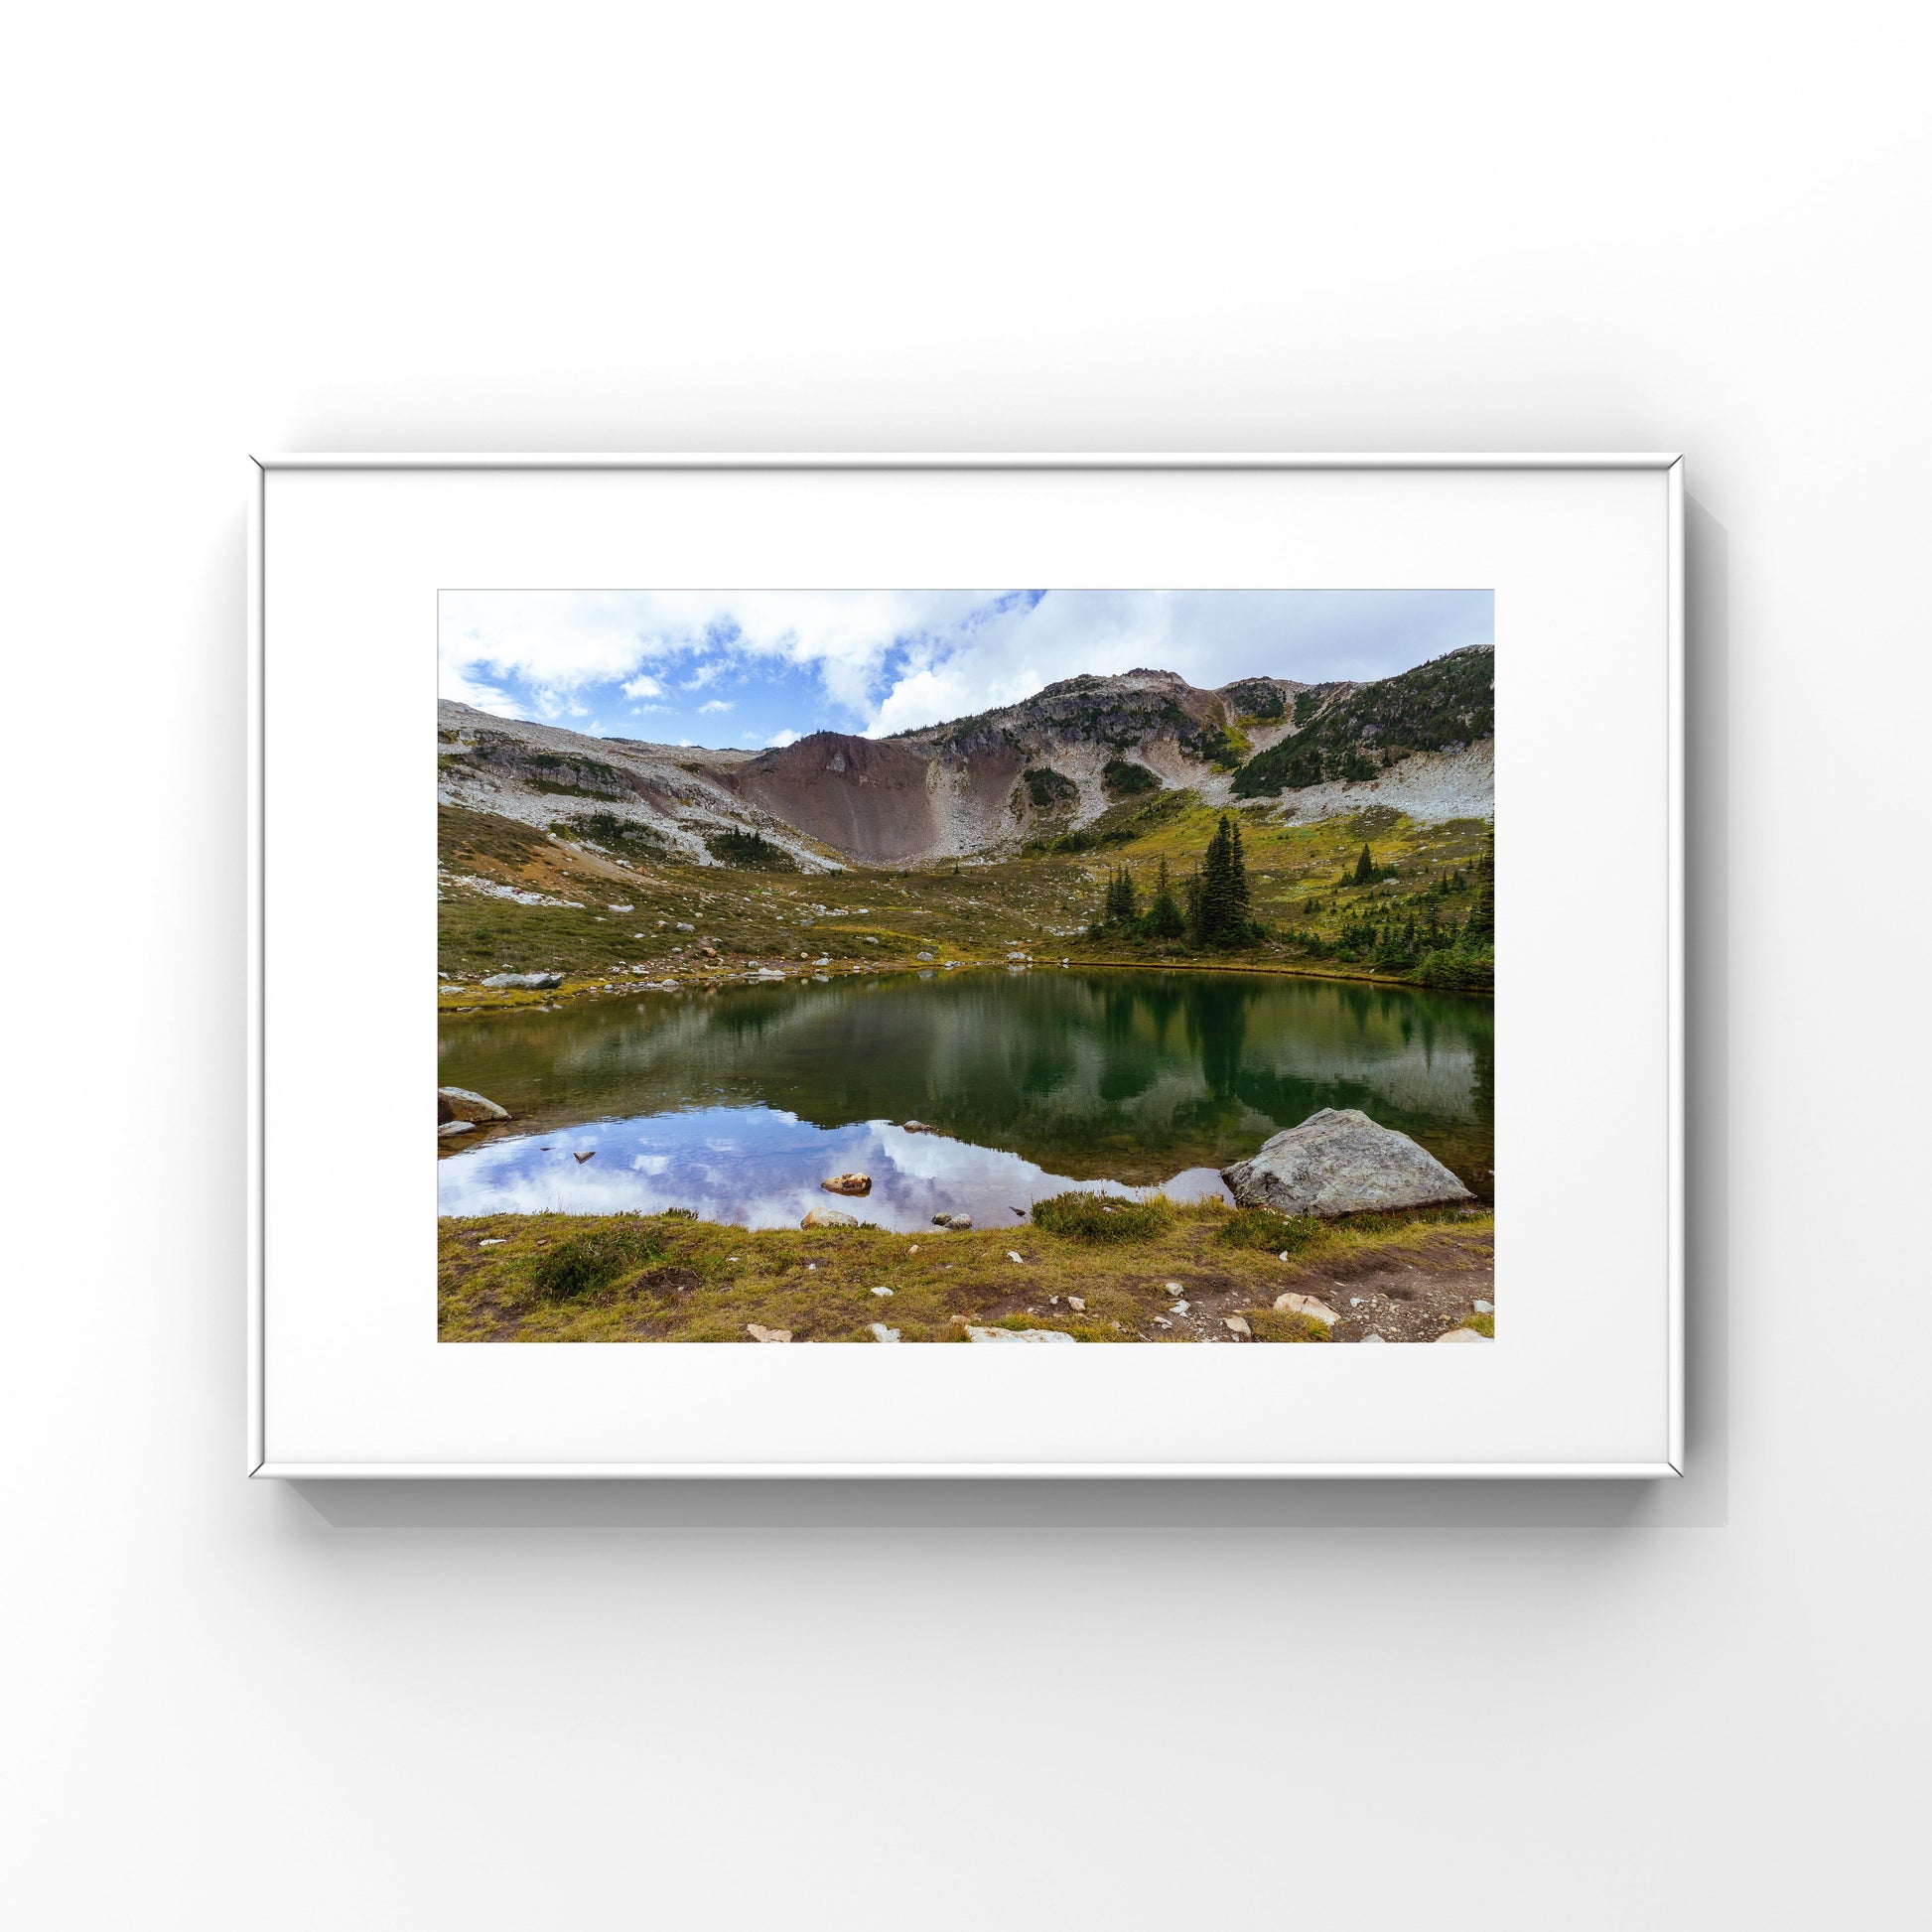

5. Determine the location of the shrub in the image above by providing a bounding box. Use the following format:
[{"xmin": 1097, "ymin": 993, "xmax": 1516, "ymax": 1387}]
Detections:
[
  {"xmin": 529, "ymin": 1223, "xmax": 666, "ymax": 1300},
  {"xmin": 707, "ymin": 829, "xmax": 796, "ymax": 870},
  {"xmin": 1023, "ymin": 766, "xmax": 1078, "ymax": 811},
  {"xmin": 1215, "ymin": 1206, "xmax": 1321, "ymax": 1253},
  {"xmin": 1101, "ymin": 758, "xmax": 1160, "ymax": 798},
  {"xmin": 1031, "ymin": 1191, "xmax": 1175, "ymax": 1243},
  {"xmin": 1459, "ymin": 1311, "xmax": 1495, "ymax": 1337}
]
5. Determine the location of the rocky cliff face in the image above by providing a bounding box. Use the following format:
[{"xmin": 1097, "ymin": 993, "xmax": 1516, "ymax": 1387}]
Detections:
[{"xmin": 436, "ymin": 647, "xmax": 1491, "ymax": 872}]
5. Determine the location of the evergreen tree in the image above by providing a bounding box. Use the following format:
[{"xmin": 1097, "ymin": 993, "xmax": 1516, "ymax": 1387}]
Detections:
[
  {"xmin": 1463, "ymin": 840, "xmax": 1494, "ymax": 944},
  {"xmin": 1142, "ymin": 857, "xmax": 1186, "ymax": 938},
  {"xmin": 1101, "ymin": 863, "xmax": 1139, "ymax": 926},
  {"xmin": 1353, "ymin": 843, "xmax": 1375, "ymax": 886},
  {"xmin": 1183, "ymin": 867, "xmax": 1204, "ymax": 944},
  {"xmin": 1193, "ymin": 814, "xmax": 1257, "ymax": 948},
  {"xmin": 1228, "ymin": 817, "xmax": 1252, "ymax": 922}
]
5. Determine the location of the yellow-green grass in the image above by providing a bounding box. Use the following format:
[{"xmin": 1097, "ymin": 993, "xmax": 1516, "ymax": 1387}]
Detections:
[
  {"xmin": 438, "ymin": 797, "xmax": 1492, "ymax": 999},
  {"xmin": 438, "ymin": 1198, "xmax": 1494, "ymax": 1343}
]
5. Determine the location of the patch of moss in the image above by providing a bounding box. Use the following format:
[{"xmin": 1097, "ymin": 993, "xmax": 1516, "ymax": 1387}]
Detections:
[
  {"xmin": 1246, "ymin": 1308, "xmax": 1331, "ymax": 1343},
  {"xmin": 1031, "ymin": 1191, "xmax": 1174, "ymax": 1243},
  {"xmin": 529, "ymin": 1223, "xmax": 667, "ymax": 1300},
  {"xmin": 1216, "ymin": 1206, "xmax": 1321, "ymax": 1253}
]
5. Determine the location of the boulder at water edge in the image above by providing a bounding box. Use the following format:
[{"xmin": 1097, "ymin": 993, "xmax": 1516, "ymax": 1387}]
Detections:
[
  {"xmin": 439, "ymin": 1086, "xmax": 511, "ymax": 1124},
  {"xmin": 800, "ymin": 1206, "xmax": 858, "ymax": 1229},
  {"xmin": 1222, "ymin": 1108, "xmax": 1474, "ymax": 1219},
  {"xmin": 482, "ymin": 971, "xmax": 563, "ymax": 990}
]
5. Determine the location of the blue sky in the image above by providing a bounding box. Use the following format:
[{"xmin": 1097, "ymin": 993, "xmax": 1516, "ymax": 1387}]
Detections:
[{"xmin": 438, "ymin": 589, "xmax": 1493, "ymax": 749}]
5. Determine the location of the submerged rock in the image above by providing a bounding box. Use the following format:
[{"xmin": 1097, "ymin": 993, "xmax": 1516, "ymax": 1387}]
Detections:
[
  {"xmin": 821, "ymin": 1173, "xmax": 873, "ymax": 1196},
  {"xmin": 801, "ymin": 1206, "xmax": 858, "ymax": 1229},
  {"xmin": 439, "ymin": 1085, "xmax": 510, "ymax": 1124},
  {"xmin": 1222, "ymin": 1108, "xmax": 1474, "ymax": 1219},
  {"xmin": 437, "ymin": 1119, "xmax": 479, "ymax": 1139}
]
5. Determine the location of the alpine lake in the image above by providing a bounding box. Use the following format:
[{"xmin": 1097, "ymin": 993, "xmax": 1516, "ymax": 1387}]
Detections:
[{"xmin": 438, "ymin": 966, "xmax": 1493, "ymax": 1232}]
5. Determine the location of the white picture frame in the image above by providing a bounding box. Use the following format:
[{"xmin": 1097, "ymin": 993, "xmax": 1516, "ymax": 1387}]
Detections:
[{"xmin": 248, "ymin": 453, "xmax": 1683, "ymax": 1479}]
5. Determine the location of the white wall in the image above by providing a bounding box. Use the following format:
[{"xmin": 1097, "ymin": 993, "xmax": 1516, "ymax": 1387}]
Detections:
[{"xmin": 5, "ymin": 4, "xmax": 1925, "ymax": 1926}]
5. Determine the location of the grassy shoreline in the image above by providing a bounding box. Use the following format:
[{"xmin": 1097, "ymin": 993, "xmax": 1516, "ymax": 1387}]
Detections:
[
  {"xmin": 438, "ymin": 948, "xmax": 1495, "ymax": 1017},
  {"xmin": 438, "ymin": 796, "xmax": 1494, "ymax": 1010},
  {"xmin": 439, "ymin": 1199, "xmax": 1496, "ymax": 1345}
]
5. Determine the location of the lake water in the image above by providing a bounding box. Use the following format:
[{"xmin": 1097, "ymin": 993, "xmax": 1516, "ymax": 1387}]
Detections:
[{"xmin": 437, "ymin": 968, "xmax": 1492, "ymax": 1231}]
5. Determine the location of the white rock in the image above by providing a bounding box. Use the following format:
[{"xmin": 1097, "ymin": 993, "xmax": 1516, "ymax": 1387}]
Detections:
[
  {"xmin": 437, "ymin": 1120, "xmax": 479, "ymax": 1138},
  {"xmin": 1437, "ymin": 1326, "xmax": 1493, "ymax": 1344},
  {"xmin": 1274, "ymin": 1293, "xmax": 1338, "ymax": 1325},
  {"xmin": 800, "ymin": 1207, "xmax": 857, "ymax": 1229},
  {"xmin": 1473, "ymin": 1298, "xmax": 1494, "ymax": 1313},
  {"xmin": 869, "ymin": 1322, "xmax": 901, "ymax": 1343},
  {"xmin": 608, "ymin": 903, "xmax": 633, "ymax": 912},
  {"xmin": 1170, "ymin": 1300, "xmax": 1189, "ymax": 1314},
  {"xmin": 1361, "ymin": 1332, "xmax": 1388, "ymax": 1344},
  {"xmin": 1006, "ymin": 1251, "xmax": 1025, "ymax": 1264},
  {"xmin": 1152, "ymin": 1317, "xmax": 1173, "ymax": 1327},
  {"xmin": 965, "ymin": 1325, "xmax": 1077, "ymax": 1344},
  {"xmin": 479, "ymin": 1238, "xmax": 506, "ymax": 1247},
  {"xmin": 1164, "ymin": 1281, "xmax": 1183, "ymax": 1292},
  {"xmin": 871, "ymin": 1286, "xmax": 894, "ymax": 1298},
  {"xmin": 746, "ymin": 1324, "xmax": 792, "ymax": 1343},
  {"xmin": 439, "ymin": 1085, "xmax": 511, "ymax": 1123},
  {"xmin": 1066, "ymin": 1296, "xmax": 1085, "ymax": 1312},
  {"xmin": 1224, "ymin": 1315, "xmax": 1252, "ymax": 1337}
]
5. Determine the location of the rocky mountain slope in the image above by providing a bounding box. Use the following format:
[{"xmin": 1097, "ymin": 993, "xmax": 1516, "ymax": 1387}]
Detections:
[{"xmin": 436, "ymin": 646, "xmax": 1492, "ymax": 873}]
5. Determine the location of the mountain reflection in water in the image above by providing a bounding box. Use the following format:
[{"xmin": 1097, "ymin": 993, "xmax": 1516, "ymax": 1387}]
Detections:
[{"xmin": 438, "ymin": 967, "xmax": 1492, "ymax": 1224}]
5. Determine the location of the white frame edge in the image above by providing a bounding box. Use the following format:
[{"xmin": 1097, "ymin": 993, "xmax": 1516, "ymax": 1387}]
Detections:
[{"xmin": 244, "ymin": 451, "xmax": 1687, "ymax": 1482}]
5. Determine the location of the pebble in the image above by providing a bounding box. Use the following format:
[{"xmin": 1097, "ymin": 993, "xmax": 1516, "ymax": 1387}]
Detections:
[
  {"xmin": 746, "ymin": 1324, "xmax": 792, "ymax": 1343},
  {"xmin": 871, "ymin": 1286, "xmax": 894, "ymax": 1298},
  {"xmin": 479, "ymin": 1238, "xmax": 506, "ymax": 1247},
  {"xmin": 1066, "ymin": 1296, "xmax": 1085, "ymax": 1312},
  {"xmin": 1224, "ymin": 1315, "xmax": 1252, "ymax": 1337},
  {"xmin": 1170, "ymin": 1300, "xmax": 1189, "ymax": 1314},
  {"xmin": 1361, "ymin": 1332, "xmax": 1387, "ymax": 1344},
  {"xmin": 1152, "ymin": 1316, "xmax": 1172, "ymax": 1327}
]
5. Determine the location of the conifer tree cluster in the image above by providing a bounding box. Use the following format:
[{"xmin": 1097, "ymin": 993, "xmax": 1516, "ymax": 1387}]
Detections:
[
  {"xmin": 1085, "ymin": 816, "xmax": 1263, "ymax": 949},
  {"xmin": 1190, "ymin": 813, "xmax": 1257, "ymax": 947}
]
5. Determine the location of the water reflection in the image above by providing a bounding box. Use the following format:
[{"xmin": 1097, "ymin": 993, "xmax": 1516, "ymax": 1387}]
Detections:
[
  {"xmin": 437, "ymin": 1107, "xmax": 1233, "ymax": 1230},
  {"xmin": 438, "ymin": 967, "xmax": 1493, "ymax": 1215}
]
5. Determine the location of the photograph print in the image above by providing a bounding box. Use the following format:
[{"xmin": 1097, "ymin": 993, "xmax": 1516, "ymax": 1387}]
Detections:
[{"xmin": 436, "ymin": 588, "xmax": 1495, "ymax": 1345}]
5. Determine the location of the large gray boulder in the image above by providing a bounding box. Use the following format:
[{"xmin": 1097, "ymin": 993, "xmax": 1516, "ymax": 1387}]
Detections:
[
  {"xmin": 1222, "ymin": 1108, "xmax": 1474, "ymax": 1218},
  {"xmin": 482, "ymin": 972, "xmax": 563, "ymax": 989},
  {"xmin": 439, "ymin": 1086, "xmax": 510, "ymax": 1124}
]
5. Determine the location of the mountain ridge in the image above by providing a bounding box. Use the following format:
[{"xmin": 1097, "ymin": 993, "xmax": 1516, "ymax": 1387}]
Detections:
[{"xmin": 437, "ymin": 645, "xmax": 1492, "ymax": 872}]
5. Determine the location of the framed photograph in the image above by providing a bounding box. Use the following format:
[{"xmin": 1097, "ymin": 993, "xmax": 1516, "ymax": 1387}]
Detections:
[{"xmin": 248, "ymin": 454, "xmax": 1683, "ymax": 1477}]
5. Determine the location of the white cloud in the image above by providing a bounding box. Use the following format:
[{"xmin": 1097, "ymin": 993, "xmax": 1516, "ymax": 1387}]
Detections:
[
  {"xmin": 698, "ymin": 698, "xmax": 734, "ymax": 714},
  {"xmin": 765, "ymin": 728, "xmax": 800, "ymax": 748},
  {"xmin": 439, "ymin": 589, "xmax": 1492, "ymax": 742}
]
